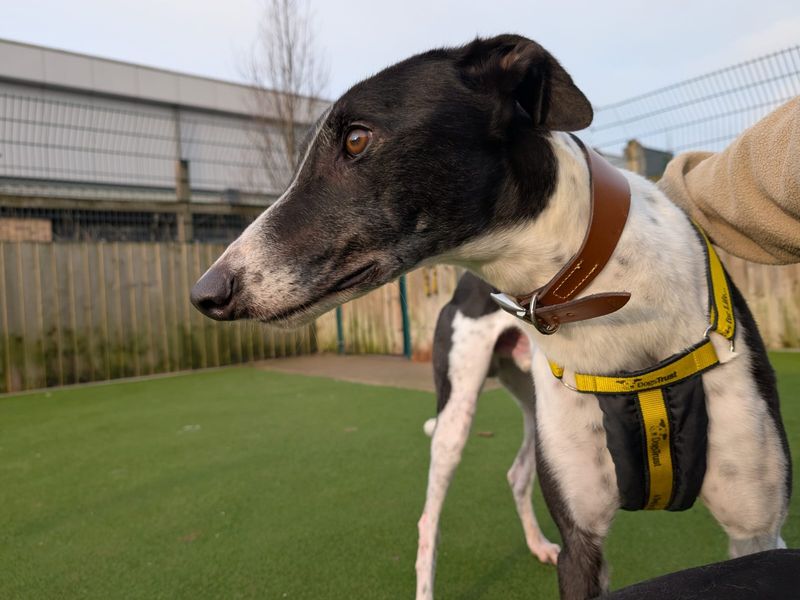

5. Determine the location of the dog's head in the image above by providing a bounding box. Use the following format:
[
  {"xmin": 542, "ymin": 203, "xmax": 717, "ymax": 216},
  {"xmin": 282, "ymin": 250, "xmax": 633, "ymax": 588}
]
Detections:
[{"xmin": 191, "ymin": 34, "xmax": 591, "ymax": 326}]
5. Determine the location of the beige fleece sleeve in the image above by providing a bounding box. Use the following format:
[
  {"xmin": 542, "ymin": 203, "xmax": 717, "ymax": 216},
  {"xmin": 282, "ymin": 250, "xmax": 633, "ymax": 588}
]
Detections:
[{"xmin": 657, "ymin": 96, "xmax": 800, "ymax": 265}]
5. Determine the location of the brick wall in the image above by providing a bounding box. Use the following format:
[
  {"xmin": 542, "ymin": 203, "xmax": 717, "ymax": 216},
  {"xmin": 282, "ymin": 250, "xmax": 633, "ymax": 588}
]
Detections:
[{"xmin": 0, "ymin": 218, "xmax": 52, "ymax": 242}]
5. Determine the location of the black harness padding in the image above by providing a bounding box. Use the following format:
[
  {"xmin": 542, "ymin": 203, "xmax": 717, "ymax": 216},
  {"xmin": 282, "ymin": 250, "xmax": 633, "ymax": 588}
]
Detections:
[
  {"xmin": 662, "ymin": 377, "xmax": 709, "ymax": 510},
  {"xmin": 598, "ymin": 375, "xmax": 708, "ymax": 511}
]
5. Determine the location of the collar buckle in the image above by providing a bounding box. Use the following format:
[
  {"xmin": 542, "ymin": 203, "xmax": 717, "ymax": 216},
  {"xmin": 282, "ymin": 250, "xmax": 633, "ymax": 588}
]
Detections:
[
  {"xmin": 490, "ymin": 292, "xmax": 560, "ymax": 335},
  {"xmin": 530, "ymin": 293, "xmax": 560, "ymax": 335},
  {"xmin": 490, "ymin": 292, "xmax": 528, "ymax": 320}
]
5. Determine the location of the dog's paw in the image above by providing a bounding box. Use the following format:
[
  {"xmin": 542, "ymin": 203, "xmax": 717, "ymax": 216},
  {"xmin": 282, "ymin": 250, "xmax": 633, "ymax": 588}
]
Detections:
[
  {"xmin": 423, "ymin": 418, "xmax": 436, "ymax": 437},
  {"xmin": 529, "ymin": 538, "xmax": 560, "ymax": 565}
]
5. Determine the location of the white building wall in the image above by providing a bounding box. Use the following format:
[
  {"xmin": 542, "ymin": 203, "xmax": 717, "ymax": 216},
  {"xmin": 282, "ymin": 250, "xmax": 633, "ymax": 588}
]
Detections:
[{"xmin": 0, "ymin": 38, "xmax": 329, "ymax": 205}]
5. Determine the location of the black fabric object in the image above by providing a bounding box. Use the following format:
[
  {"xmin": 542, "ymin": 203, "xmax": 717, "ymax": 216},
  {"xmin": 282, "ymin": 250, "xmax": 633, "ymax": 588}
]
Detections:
[
  {"xmin": 599, "ymin": 550, "xmax": 800, "ymax": 599},
  {"xmin": 664, "ymin": 376, "xmax": 709, "ymax": 510},
  {"xmin": 598, "ymin": 376, "xmax": 709, "ymax": 511}
]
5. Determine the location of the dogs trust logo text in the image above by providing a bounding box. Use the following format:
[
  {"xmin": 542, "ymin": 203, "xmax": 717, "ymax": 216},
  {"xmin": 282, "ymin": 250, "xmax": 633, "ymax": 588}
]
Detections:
[{"xmin": 615, "ymin": 371, "xmax": 678, "ymax": 392}]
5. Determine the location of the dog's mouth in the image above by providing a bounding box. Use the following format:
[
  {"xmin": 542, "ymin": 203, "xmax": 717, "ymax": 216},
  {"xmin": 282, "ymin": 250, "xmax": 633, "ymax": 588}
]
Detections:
[
  {"xmin": 330, "ymin": 261, "xmax": 380, "ymax": 293},
  {"xmin": 258, "ymin": 261, "xmax": 383, "ymax": 325}
]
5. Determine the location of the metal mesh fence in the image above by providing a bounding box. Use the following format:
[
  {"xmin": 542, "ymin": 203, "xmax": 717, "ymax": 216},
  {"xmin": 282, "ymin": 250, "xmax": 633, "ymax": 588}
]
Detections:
[
  {"xmin": 0, "ymin": 82, "xmax": 293, "ymax": 207},
  {"xmin": 192, "ymin": 213, "xmax": 257, "ymax": 244},
  {"xmin": 0, "ymin": 206, "xmax": 177, "ymax": 242},
  {"xmin": 585, "ymin": 46, "xmax": 800, "ymax": 156},
  {"xmin": 2, "ymin": 46, "xmax": 799, "ymax": 245},
  {"xmin": 0, "ymin": 80, "xmax": 301, "ymax": 243}
]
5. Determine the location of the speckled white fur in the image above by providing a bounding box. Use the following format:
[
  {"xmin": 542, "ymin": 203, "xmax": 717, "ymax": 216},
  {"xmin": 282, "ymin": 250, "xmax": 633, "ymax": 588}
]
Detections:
[
  {"xmin": 450, "ymin": 133, "xmax": 710, "ymax": 373},
  {"xmin": 446, "ymin": 132, "xmax": 788, "ymax": 587},
  {"xmin": 416, "ymin": 309, "xmax": 558, "ymax": 600}
]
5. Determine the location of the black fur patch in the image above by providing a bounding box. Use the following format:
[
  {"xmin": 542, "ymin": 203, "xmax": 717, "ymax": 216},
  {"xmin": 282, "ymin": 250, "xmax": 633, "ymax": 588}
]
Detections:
[
  {"xmin": 432, "ymin": 303, "xmax": 456, "ymax": 415},
  {"xmin": 730, "ymin": 280, "xmax": 792, "ymax": 500},
  {"xmin": 450, "ymin": 272, "xmax": 499, "ymax": 319}
]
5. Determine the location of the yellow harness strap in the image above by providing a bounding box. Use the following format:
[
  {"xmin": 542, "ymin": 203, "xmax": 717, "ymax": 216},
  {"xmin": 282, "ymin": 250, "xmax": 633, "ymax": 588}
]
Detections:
[
  {"xmin": 547, "ymin": 223, "xmax": 735, "ymax": 510},
  {"xmin": 638, "ymin": 388, "xmax": 673, "ymax": 509},
  {"xmin": 550, "ymin": 339, "xmax": 719, "ymax": 394},
  {"xmin": 696, "ymin": 224, "xmax": 735, "ymax": 341}
]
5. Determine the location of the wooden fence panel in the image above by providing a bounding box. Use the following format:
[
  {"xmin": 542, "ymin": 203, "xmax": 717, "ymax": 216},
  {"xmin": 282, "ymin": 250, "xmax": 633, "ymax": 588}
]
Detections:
[
  {"xmin": 0, "ymin": 244, "xmax": 14, "ymax": 391},
  {"xmin": 340, "ymin": 281, "xmax": 403, "ymax": 355},
  {"xmin": 0, "ymin": 241, "xmax": 317, "ymax": 394},
  {"xmin": 1, "ymin": 241, "xmax": 796, "ymax": 395},
  {"xmin": 312, "ymin": 266, "xmax": 460, "ymax": 358},
  {"xmin": 719, "ymin": 250, "xmax": 800, "ymax": 348},
  {"xmin": 405, "ymin": 266, "xmax": 460, "ymax": 360},
  {"xmin": 110, "ymin": 243, "xmax": 127, "ymax": 379},
  {"xmin": 39, "ymin": 244, "xmax": 63, "ymax": 387},
  {"xmin": 312, "ymin": 257, "xmax": 798, "ymax": 359}
]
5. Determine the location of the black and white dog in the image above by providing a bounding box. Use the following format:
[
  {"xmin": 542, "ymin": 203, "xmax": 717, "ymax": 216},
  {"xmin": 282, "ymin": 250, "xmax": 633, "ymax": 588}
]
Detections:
[
  {"xmin": 423, "ymin": 272, "xmax": 559, "ymax": 585},
  {"xmin": 191, "ymin": 35, "xmax": 791, "ymax": 600}
]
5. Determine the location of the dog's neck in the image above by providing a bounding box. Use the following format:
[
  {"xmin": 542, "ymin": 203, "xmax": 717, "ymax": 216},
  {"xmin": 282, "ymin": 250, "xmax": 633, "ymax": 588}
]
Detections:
[
  {"xmin": 448, "ymin": 132, "xmax": 592, "ymax": 296},
  {"xmin": 447, "ymin": 132, "xmax": 715, "ymax": 372}
]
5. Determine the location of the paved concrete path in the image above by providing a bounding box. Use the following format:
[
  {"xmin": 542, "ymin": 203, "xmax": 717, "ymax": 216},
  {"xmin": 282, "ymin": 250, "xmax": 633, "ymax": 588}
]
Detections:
[
  {"xmin": 257, "ymin": 354, "xmax": 437, "ymax": 392},
  {"xmin": 257, "ymin": 353, "xmax": 503, "ymax": 393}
]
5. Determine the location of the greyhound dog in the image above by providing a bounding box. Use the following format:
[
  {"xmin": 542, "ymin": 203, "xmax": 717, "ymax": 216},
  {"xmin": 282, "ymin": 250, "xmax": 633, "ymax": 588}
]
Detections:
[
  {"xmin": 422, "ymin": 271, "xmax": 559, "ymax": 587},
  {"xmin": 191, "ymin": 35, "xmax": 790, "ymax": 599}
]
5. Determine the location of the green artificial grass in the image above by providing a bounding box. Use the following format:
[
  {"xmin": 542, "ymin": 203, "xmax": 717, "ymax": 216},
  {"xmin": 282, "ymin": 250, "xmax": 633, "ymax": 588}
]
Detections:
[{"xmin": 1, "ymin": 353, "xmax": 799, "ymax": 599}]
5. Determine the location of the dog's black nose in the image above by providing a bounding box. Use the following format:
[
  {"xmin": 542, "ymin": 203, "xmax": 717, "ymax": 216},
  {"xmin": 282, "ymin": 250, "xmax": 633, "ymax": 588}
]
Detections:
[{"xmin": 190, "ymin": 263, "xmax": 238, "ymax": 320}]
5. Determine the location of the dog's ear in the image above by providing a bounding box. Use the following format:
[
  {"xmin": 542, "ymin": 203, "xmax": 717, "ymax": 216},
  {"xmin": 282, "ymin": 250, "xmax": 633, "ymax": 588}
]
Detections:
[{"xmin": 459, "ymin": 35, "xmax": 593, "ymax": 131}]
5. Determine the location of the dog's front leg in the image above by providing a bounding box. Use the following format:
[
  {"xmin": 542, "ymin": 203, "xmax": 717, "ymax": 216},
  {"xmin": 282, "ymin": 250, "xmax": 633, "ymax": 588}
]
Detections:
[
  {"xmin": 531, "ymin": 350, "xmax": 618, "ymax": 599},
  {"xmin": 415, "ymin": 390, "xmax": 477, "ymax": 600},
  {"xmin": 548, "ymin": 515, "xmax": 608, "ymax": 600}
]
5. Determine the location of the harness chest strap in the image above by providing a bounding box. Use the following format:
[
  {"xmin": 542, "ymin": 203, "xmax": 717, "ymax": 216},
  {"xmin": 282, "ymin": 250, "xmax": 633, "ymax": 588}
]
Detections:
[
  {"xmin": 547, "ymin": 338, "xmax": 720, "ymax": 394},
  {"xmin": 548, "ymin": 226, "xmax": 736, "ymax": 395}
]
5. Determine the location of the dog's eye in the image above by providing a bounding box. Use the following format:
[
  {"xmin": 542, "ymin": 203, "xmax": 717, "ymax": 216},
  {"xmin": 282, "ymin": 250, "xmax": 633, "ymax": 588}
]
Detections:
[{"xmin": 345, "ymin": 128, "xmax": 372, "ymax": 157}]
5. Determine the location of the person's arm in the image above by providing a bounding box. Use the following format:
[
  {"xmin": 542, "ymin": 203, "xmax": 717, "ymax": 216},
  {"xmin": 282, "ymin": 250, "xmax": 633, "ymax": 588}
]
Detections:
[{"xmin": 657, "ymin": 96, "xmax": 800, "ymax": 265}]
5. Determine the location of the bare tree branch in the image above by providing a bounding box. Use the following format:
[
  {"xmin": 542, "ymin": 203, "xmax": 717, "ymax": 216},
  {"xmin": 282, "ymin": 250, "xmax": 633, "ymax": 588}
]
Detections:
[{"xmin": 245, "ymin": 0, "xmax": 329, "ymax": 193}]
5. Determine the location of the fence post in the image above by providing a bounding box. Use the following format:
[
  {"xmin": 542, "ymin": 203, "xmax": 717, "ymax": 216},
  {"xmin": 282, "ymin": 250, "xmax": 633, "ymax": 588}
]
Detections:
[
  {"xmin": 173, "ymin": 106, "xmax": 193, "ymax": 243},
  {"xmin": 175, "ymin": 159, "xmax": 193, "ymax": 242},
  {"xmin": 0, "ymin": 243, "xmax": 11, "ymax": 392},
  {"xmin": 336, "ymin": 306, "xmax": 345, "ymax": 354},
  {"xmin": 398, "ymin": 275, "xmax": 412, "ymax": 359}
]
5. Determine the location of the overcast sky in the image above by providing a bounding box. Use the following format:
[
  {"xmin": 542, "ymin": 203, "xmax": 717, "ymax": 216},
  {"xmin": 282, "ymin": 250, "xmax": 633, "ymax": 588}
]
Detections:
[{"xmin": 2, "ymin": 0, "xmax": 799, "ymax": 106}]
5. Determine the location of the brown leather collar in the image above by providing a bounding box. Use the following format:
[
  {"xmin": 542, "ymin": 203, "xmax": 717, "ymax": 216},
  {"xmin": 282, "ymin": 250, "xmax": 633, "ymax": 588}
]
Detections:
[{"xmin": 491, "ymin": 135, "xmax": 631, "ymax": 334}]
